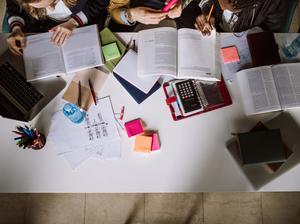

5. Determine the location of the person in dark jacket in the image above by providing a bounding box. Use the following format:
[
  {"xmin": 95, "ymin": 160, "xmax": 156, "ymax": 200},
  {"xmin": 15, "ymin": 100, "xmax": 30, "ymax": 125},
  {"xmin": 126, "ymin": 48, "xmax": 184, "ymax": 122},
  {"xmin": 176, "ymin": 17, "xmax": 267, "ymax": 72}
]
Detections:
[
  {"xmin": 6, "ymin": 0, "xmax": 109, "ymax": 55},
  {"xmin": 176, "ymin": 0, "xmax": 290, "ymax": 35}
]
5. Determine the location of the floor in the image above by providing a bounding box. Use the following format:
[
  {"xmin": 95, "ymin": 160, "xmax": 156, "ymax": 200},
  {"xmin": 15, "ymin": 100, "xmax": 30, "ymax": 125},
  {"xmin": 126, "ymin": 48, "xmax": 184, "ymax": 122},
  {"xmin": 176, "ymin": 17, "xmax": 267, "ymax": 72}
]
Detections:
[
  {"xmin": 0, "ymin": 192, "xmax": 299, "ymax": 224},
  {"xmin": 1, "ymin": 2, "xmax": 300, "ymax": 224}
]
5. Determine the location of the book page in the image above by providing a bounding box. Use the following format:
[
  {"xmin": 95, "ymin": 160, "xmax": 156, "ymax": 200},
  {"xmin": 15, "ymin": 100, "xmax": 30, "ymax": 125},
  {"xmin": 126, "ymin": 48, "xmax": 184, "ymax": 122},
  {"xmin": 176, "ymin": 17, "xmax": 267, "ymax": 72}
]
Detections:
[
  {"xmin": 137, "ymin": 27, "xmax": 177, "ymax": 77},
  {"xmin": 62, "ymin": 25, "xmax": 103, "ymax": 73},
  {"xmin": 177, "ymin": 29, "xmax": 220, "ymax": 81},
  {"xmin": 236, "ymin": 66, "xmax": 281, "ymax": 115},
  {"xmin": 23, "ymin": 32, "xmax": 65, "ymax": 81},
  {"xmin": 272, "ymin": 63, "xmax": 300, "ymax": 109}
]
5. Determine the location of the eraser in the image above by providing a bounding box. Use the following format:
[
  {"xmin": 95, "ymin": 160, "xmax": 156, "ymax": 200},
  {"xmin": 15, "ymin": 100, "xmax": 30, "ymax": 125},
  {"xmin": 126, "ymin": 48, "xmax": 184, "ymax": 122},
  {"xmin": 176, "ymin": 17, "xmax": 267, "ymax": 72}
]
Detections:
[
  {"xmin": 221, "ymin": 46, "xmax": 240, "ymax": 64},
  {"xmin": 124, "ymin": 118, "xmax": 144, "ymax": 138},
  {"xmin": 134, "ymin": 135, "xmax": 152, "ymax": 153}
]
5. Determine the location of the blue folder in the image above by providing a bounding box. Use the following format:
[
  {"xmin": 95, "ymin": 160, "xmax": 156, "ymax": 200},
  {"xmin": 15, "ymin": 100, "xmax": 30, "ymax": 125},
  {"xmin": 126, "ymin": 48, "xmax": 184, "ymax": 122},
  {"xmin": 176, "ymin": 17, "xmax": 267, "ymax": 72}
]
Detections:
[{"xmin": 113, "ymin": 72, "xmax": 161, "ymax": 104}]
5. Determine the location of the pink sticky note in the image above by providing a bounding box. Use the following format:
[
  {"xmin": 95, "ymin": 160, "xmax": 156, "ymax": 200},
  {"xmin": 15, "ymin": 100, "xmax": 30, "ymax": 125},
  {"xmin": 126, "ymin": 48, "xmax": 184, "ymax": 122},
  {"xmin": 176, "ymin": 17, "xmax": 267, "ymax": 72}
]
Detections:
[
  {"xmin": 151, "ymin": 133, "xmax": 160, "ymax": 151},
  {"xmin": 124, "ymin": 119, "xmax": 144, "ymax": 138},
  {"xmin": 221, "ymin": 46, "xmax": 240, "ymax": 64}
]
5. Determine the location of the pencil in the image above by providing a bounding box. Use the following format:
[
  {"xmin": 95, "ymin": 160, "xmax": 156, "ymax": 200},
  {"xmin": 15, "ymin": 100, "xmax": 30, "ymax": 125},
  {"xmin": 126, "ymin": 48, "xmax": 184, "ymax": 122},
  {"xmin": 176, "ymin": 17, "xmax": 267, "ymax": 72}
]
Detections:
[
  {"xmin": 207, "ymin": 3, "xmax": 215, "ymax": 22},
  {"xmin": 88, "ymin": 79, "xmax": 97, "ymax": 105}
]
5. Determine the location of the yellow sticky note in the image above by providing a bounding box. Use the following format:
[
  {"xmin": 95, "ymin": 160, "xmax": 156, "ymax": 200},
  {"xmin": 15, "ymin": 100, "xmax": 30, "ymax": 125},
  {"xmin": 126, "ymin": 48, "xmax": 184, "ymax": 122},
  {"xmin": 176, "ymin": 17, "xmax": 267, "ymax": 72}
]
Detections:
[{"xmin": 134, "ymin": 135, "xmax": 152, "ymax": 153}]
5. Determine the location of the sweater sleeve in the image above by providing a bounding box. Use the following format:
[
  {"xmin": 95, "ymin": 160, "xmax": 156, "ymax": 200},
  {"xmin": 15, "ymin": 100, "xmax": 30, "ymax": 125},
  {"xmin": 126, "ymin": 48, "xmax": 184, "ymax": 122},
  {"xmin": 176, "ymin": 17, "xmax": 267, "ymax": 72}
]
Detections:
[
  {"xmin": 72, "ymin": 0, "xmax": 110, "ymax": 26},
  {"xmin": 6, "ymin": 0, "xmax": 26, "ymax": 31}
]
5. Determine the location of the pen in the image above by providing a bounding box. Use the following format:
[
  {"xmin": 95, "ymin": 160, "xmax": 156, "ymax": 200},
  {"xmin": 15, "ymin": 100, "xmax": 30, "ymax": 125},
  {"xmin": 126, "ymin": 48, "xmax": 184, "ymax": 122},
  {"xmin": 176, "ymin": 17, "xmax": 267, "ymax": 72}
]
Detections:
[
  {"xmin": 78, "ymin": 81, "xmax": 82, "ymax": 108},
  {"xmin": 120, "ymin": 106, "xmax": 125, "ymax": 120},
  {"xmin": 88, "ymin": 79, "xmax": 97, "ymax": 105}
]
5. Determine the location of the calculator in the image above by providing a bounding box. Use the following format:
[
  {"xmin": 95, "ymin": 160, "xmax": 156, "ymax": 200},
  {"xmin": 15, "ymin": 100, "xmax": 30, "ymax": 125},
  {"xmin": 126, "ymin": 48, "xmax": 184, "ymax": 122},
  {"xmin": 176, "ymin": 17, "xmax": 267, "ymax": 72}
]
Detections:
[{"xmin": 172, "ymin": 79, "xmax": 203, "ymax": 116}]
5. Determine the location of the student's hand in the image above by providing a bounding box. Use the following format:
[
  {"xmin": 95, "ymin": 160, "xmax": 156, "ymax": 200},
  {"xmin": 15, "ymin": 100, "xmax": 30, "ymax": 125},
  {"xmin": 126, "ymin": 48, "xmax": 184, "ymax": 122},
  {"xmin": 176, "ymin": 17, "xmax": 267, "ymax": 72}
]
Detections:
[
  {"xmin": 194, "ymin": 14, "xmax": 215, "ymax": 36},
  {"xmin": 130, "ymin": 7, "xmax": 168, "ymax": 25},
  {"xmin": 49, "ymin": 18, "xmax": 79, "ymax": 46},
  {"xmin": 167, "ymin": 1, "xmax": 182, "ymax": 19},
  {"xmin": 6, "ymin": 26, "xmax": 25, "ymax": 56}
]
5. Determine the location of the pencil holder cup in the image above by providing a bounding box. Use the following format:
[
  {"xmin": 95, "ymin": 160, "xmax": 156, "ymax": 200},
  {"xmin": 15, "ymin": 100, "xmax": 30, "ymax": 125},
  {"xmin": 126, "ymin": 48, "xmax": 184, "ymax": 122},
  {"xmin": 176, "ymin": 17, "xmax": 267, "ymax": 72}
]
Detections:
[
  {"xmin": 13, "ymin": 125, "xmax": 46, "ymax": 150},
  {"xmin": 63, "ymin": 103, "xmax": 86, "ymax": 124},
  {"xmin": 31, "ymin": 132, "xmax": 46, "ymax": 150}
]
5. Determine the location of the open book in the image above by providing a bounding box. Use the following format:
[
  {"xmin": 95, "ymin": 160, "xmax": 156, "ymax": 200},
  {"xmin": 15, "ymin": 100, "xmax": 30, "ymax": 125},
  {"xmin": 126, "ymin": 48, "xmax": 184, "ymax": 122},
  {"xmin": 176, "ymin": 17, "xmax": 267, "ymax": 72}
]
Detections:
[
  {"xmin": 236, "ymin": 63, "xmax": 300, "ymax": 115},
  {"xmin": 23, "ymin": 25, "xmax": 103, "ymax": 81},
  {"xmin": 137, "ymin": 27, "xmax": 221, "ymax": 81}
]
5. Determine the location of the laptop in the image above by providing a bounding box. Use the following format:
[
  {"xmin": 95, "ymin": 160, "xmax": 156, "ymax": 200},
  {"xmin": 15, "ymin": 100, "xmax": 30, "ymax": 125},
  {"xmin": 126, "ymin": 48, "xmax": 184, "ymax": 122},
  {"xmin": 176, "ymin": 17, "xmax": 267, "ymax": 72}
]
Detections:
[{"xmin": 0, "ymin": 49, "xmax": 66, "ymax": 122}]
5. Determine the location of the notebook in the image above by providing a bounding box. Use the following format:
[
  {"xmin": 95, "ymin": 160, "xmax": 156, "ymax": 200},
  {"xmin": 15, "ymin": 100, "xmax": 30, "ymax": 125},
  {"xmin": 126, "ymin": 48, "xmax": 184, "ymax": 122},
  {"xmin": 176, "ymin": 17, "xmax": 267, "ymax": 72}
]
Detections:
[
  {"xmin": 247, "ymin": 31, "xmax": 281, "ymax": 67},
  {"xmin": 237, "ymin": 129, "xmax": 287, "ymax": 165},
  {"xmin": 113, "ymin": 73, "xmax": 161, "ymax": 104}
]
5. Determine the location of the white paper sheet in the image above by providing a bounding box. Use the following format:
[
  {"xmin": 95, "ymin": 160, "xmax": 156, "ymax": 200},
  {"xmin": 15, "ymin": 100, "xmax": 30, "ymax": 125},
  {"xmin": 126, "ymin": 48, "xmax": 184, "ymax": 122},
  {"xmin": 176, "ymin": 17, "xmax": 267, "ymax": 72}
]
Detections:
[
  {"xmin": 113, "ymin": 50, "xmax": 159, "ymax": 94},
  {"xmin": 48, "ymin": 96, "xmax": 121, "ymax": 169}
]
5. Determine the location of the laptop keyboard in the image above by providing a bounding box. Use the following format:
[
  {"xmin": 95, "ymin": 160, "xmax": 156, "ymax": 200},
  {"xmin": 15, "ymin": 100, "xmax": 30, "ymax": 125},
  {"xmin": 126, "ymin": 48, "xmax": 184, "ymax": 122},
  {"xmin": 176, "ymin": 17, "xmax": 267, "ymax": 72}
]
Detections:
[{"xmin": 0, "ymin": 62, "xmax": 43, "ymax": 112}]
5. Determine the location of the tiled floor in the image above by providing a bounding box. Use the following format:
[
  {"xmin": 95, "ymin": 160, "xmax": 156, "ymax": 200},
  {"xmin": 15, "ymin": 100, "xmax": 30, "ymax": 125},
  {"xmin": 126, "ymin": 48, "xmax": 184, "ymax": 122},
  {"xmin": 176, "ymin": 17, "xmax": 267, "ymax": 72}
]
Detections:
[{"xmin": 1, "ymin": 193, "xmax": 300, "ymax": 224}]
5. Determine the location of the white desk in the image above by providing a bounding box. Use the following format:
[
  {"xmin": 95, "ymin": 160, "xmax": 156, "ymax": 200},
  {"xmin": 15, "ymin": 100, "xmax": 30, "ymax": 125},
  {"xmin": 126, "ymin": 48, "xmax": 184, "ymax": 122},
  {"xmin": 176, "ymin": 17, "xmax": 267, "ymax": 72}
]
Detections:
[{"xmin": 1, "ymin": 32, "xmax": 300, "ymax": 192}]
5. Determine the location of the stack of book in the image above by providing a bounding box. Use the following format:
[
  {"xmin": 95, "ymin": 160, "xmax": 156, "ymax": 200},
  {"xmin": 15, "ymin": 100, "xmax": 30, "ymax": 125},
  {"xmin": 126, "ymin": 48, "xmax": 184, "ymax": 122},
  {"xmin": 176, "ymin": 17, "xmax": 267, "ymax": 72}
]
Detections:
[{"xmin": 235, "ymin": 122, "xmax": 293, "ymax": 173}]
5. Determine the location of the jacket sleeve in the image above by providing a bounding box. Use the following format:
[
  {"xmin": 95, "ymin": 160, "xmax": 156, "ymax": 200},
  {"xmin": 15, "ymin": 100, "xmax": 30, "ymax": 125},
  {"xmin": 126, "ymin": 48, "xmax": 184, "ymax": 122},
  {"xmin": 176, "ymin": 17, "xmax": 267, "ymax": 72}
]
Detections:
[
  {"xmin": 108, "ymin": 0, "xmax": 130, "ymax": 25},
  {"xmin": 197, "ymin": 0, "xmax": 214, "ymax": 15},
  {"xmin": 6, "ymin": 0, "xmax": 26, "ymax": 31},
  {"xmin": 260, "ymin": 0, "xmax": 290, "ymax": 32},
  {"xmin": 72, "ymin": 0, "xmax": 110, "ymax": 26}
]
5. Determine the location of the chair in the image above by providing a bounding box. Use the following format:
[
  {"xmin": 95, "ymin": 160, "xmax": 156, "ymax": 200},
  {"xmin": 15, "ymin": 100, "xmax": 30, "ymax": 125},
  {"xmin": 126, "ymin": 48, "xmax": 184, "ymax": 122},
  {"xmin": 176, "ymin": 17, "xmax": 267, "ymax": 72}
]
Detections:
[
  {"xmin": 280, "ymin": 0, "xmax": 298, "ymax": 32},
  {"xmin": 2, "ymin": 11, "xmax": 10, "ymax": 33}
]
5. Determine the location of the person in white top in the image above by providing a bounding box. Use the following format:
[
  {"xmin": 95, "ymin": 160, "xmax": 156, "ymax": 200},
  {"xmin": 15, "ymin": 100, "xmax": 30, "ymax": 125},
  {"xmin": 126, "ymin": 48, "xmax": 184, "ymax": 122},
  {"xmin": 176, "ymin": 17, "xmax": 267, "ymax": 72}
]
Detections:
[{"xmin": 6, "ymin": 0, "xmax": 109, "ymax": 55}]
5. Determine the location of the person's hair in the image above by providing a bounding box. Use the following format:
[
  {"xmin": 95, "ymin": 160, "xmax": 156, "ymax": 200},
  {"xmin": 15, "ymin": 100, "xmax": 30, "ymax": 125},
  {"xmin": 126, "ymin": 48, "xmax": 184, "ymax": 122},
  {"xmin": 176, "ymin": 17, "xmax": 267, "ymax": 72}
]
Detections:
[{"xmin": 17, "ymin": 0, "xmax": 77, "ymax": 19}]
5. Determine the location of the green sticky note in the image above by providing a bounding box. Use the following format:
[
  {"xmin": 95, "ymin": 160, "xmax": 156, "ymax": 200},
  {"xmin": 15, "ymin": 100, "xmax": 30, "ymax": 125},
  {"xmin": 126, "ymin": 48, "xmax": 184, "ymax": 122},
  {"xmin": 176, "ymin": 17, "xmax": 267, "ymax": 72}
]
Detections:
[
  {"xmin": 100, "ymin": 28, "xmax": 126, "ymax": 72},
  {"xmin": 102, "ymin": 42, "xmax": 121, "ymax": 62}
]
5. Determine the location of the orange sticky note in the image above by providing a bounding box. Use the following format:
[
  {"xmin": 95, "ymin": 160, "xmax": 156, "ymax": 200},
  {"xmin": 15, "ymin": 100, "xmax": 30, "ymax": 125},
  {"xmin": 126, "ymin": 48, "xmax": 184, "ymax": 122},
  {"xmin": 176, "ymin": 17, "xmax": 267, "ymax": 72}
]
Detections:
[
  {"xmin": 134, "ymin": 135, "xmax": 152, "ymax": 153},
  {"xmin": 221, "ymin": 46, "xmax": 240, "ymax": 64}
]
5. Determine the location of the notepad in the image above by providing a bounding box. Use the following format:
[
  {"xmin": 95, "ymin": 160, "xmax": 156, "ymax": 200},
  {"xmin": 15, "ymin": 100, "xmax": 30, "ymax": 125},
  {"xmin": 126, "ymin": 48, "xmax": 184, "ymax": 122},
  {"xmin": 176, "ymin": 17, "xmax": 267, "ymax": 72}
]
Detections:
[
  {"xmin": 124, "ymin": 118, "xmax": 144, "ymax": 137},
  {"xmin": 134, "ymin": 135, "xmax": 152, "ymax": 153},
  {"xmin": 151, "ymin": 133, "xmax": 160, "ymax": 151},
  {"xmin": 221, "ymin": 46, "xmax": 240, "ymax": 64},
  {"xmin": 102, "ymin": 42, "xmax": 121, "ymax": 61}
]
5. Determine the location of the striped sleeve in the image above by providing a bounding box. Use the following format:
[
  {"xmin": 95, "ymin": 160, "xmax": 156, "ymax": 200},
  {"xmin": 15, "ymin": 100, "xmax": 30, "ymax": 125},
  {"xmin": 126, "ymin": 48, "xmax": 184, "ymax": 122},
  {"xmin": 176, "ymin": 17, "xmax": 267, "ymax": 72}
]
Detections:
[
  {"xmin": 6, "ymin": 0, "xmax": 26, "ymax": 31},
  {"xmin": 72, "ymin": 11, "xmax": 89, "ymax": 26}
]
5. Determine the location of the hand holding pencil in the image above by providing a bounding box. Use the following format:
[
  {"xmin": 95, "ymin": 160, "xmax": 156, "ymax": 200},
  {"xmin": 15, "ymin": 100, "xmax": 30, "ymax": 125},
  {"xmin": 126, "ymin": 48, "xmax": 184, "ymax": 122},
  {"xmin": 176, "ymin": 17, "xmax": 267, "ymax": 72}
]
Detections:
[{"xmin": 194, "ymin": 3, "xmax": 215, "ymax": 36}]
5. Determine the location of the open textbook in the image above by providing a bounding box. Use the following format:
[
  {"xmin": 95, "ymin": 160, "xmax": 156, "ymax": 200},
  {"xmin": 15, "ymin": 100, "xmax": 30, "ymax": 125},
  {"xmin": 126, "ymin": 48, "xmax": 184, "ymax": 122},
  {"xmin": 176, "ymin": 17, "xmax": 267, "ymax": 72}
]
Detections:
[
  {"xmin": 23, "ymin": 25, "xmax": 103, "ymax": 81},
  {"xmin": 236, "ymin": 63, "xmax": 300, "ymax": 115},
  {"xmin": 137, "ymin": 27, "xmax": 221, "ymax": 81}
]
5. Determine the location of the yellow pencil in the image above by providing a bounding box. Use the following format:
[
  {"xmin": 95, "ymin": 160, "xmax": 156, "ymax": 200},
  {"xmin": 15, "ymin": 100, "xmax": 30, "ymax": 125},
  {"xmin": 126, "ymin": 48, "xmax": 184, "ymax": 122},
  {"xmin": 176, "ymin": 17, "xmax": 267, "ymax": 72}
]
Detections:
[{"xmin": 207, "ymin": 3, "xmax": 215, "ymax": 22}]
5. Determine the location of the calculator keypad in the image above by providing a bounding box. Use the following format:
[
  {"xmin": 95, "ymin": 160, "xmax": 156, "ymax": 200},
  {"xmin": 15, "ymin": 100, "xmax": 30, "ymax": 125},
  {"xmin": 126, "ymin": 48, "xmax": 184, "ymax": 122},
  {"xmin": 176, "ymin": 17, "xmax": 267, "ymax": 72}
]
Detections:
[{"xmin": 175, "ymin": 80, "xmax": 202, "ymax": 113}]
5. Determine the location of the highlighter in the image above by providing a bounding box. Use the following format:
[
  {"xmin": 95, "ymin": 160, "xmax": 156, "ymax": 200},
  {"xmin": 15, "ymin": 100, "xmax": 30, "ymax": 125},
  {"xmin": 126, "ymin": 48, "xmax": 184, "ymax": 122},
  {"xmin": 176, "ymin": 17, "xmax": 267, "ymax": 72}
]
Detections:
[{"xmin": 162, "ymin": 0, "xmax": 179, "ymax": 12}]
